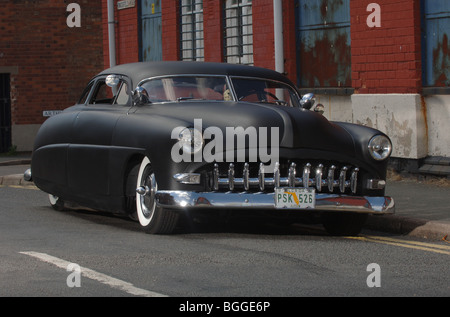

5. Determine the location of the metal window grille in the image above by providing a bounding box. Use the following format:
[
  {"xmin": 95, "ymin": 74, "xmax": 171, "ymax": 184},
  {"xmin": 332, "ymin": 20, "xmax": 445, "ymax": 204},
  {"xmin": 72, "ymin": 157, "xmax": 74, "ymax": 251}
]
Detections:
[
  {"xmin": 180, "ymin": 0, "xmax": 204, "ymax": 61},
  {"xmin": 223, "ymin": 0, "xmax": 253, "ymax": 65}
]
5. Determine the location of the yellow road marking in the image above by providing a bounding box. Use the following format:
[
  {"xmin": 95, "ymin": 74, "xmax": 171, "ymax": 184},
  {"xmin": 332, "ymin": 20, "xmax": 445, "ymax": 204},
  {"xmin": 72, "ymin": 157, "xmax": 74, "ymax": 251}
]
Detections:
[
  {"xmin": 347, "ymin": 235, "xmax": 450, "ymax": 255},
  {"xmin": 0, "ymin": 184, "xmax": 39, "ymax": 190}
]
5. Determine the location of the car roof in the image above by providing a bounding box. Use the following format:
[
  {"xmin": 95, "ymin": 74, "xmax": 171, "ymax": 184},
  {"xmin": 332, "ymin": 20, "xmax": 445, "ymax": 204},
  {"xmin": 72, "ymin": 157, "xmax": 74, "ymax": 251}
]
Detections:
[{"xmin": 98, "ymin": 61, "xmax": 292, "ymax": 88}]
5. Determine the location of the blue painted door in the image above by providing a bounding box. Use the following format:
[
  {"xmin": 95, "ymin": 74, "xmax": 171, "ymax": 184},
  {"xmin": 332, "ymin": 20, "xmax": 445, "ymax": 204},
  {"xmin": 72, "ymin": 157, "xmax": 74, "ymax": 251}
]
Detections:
[
  {"xmin": 141, "ymin": 0, "xmax": 162, "ymax": 61},
  {"xmin": 296, "ymin": 0, "xmax": 351, "ymax": 88},
  {"xmin": 422, "ymin": 0, "xmax": 450, "ymax": 87}
]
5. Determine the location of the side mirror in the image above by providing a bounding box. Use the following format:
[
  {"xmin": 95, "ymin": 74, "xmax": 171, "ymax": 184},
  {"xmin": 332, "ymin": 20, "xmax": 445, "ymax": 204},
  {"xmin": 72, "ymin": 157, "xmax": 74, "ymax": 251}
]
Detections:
[
  {"xmin": 300, "ymin": 93, "xmax": 316, "ymax": 110},
  {"xmin": 133, "ymin": 86, "xmax": 150, "ymax": 106},
  {"xmin": 105, "ymin": 74, "xmax": 120, "ymax": 88}
]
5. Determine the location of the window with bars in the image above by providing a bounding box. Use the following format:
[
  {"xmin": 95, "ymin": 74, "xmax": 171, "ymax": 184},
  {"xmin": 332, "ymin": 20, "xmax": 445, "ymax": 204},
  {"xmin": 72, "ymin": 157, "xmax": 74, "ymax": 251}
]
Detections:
[
  {"xmin": 180, "ymin": 0, "xmax": 204, "ymax": 61},
  {"xmin": 223, "ymin": 0, "xmax": 253, "ymax": 65}
]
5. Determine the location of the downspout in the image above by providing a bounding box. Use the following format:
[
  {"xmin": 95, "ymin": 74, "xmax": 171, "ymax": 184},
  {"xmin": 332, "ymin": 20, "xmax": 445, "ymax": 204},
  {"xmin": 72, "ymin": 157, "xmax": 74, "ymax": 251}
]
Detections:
[
  {"xmin": 108, "ymin": 0, "xmax": 116, "ymax": 67},
  {"xmin": 273, "ymin": 0, "xmax": 284, "ymax": 75}
]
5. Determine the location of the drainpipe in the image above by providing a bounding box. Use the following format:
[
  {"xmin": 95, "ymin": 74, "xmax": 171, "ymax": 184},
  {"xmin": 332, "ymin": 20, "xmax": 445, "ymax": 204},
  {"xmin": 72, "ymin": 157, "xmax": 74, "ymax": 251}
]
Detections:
[
  {"xmin": 273, "ymin": 0, "xmax": 284, "ymax": 75},
  {"xmin": 108, "ymin": 0, "xmax": 116, "ymax": 67}
]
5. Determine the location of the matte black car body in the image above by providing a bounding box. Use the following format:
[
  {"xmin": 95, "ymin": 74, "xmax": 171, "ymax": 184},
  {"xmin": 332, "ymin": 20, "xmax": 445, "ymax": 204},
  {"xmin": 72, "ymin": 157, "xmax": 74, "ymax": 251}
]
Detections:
[{"xmin": 29, "ymin": 61, "xmax": 394, "ymax": 235}]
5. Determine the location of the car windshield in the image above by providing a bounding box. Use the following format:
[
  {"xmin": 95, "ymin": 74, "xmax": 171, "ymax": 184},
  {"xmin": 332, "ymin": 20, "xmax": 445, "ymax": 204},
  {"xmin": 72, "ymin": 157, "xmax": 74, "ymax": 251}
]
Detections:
[
  {"xmin": 231, "ymin": 77, "xmax": 300, "ymax": 107},
  {"xmin": 139, "ymin": 76, "xmax": 232, "ymax": 103},
  {"xmin": 137, "ymin": 75, "xmax": 300, "ymax": 107}
]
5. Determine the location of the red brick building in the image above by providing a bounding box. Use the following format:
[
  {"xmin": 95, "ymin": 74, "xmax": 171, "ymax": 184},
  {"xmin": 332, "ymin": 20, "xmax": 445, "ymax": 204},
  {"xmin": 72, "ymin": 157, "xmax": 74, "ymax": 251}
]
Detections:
[
  {"xmin": 2, "ymin": 1, "xmax": 449, "ymax": 175},
  {"xmin": 0, "ymin": 0, "xmax": 103, "ymax": 152},
  {"xmin": 101, "ymin": 0, "xmax": 449, "ymax": 172}
]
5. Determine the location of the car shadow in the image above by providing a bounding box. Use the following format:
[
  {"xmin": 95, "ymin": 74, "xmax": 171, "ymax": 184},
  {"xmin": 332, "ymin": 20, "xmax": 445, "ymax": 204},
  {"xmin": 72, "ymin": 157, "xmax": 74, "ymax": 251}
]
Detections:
[{"xmin": 48, "ymin": 205, "xmax": 329, "ymax": 237}]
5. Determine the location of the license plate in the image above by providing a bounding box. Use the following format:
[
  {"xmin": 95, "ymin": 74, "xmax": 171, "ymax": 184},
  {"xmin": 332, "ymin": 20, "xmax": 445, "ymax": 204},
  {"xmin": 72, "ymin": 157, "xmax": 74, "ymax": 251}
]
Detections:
[{"xmin": 274, "ymin": 188, "xmax": 316, "ymax": 209}]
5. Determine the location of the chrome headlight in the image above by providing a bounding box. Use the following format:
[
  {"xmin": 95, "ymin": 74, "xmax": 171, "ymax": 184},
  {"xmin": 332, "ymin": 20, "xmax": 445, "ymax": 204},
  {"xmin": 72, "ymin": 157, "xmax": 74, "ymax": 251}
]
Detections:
[
  {"xmin": 368, "ymin": 135, "xmax": 392, "ymax": 161},
  {"xmin": 178, "ymin": 127, "xmax": 204, "ymax": 154}
]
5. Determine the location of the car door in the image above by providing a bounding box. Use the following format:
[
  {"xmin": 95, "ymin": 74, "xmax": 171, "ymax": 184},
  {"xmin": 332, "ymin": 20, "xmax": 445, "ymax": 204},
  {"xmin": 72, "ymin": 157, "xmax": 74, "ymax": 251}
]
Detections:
[{"xmin": 67, "ymin": 75, "xmax": 132, "ymax": 197}]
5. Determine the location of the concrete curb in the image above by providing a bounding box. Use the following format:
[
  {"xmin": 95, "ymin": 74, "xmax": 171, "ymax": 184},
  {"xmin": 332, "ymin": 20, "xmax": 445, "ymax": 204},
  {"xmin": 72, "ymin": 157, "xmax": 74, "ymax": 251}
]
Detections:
[
  {"xmin": 0, "ymin": 174, "xmax": 36, "ymax": 187},
  {"xmin": 0, "ymin": 159, "xmax": 31, "ymax": 167},
  {"xmin": 366, "ymin": 214, "xmax": 450, "ymax": 240}
]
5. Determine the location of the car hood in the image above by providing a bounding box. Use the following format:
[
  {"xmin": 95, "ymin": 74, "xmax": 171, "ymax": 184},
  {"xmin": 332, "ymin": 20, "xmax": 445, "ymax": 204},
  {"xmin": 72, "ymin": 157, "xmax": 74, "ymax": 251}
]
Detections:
[{"xmin": 136, "ymin": 101, "xmax": 356, "ymax": 157}]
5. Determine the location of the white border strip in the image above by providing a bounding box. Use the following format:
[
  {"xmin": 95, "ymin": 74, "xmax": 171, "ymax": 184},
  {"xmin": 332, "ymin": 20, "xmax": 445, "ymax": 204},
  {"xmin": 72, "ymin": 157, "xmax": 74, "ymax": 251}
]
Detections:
[{"xmin": 20, "ymin": 251, "xmax": 168, "ymax": 297}]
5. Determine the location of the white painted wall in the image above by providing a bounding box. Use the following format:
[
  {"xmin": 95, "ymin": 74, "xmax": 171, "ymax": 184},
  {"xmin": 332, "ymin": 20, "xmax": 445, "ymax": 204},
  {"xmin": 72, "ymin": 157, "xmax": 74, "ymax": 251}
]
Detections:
[
  {"xmin": 316, "ymin": 93, "xmax": 449, "ymax": 159},
  {"xmin": 424, "ymin": 95, "xmax": 450, "ymax": 157}
]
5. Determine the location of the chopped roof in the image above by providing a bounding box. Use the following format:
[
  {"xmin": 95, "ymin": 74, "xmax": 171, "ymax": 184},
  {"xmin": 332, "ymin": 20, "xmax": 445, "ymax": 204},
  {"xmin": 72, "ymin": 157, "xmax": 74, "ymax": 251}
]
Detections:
[{"xmin": 98, "ymin": 61, "xmax": 291, "ymax": 88}]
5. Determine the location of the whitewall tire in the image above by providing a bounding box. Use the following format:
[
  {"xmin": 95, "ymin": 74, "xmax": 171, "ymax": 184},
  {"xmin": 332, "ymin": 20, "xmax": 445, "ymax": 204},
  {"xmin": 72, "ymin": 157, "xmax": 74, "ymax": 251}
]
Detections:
[{"xmin": 135, "ymin": 157, "xmax": 179, "ymax": 234}]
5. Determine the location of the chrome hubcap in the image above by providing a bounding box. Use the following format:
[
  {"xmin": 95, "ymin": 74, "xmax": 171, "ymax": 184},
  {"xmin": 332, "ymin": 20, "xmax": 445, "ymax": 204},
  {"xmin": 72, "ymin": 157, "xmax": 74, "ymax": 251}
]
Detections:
[{"xmin": 137, "ymin": 171, "xmax": 157, "ymax": 218}]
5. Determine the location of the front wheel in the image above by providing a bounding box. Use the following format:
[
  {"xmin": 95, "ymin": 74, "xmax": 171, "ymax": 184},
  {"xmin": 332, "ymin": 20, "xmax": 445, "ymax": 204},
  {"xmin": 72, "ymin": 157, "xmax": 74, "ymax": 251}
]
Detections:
[{"xmin": 135, "ymin": 157, "xmax": 179, "ymax": 234}]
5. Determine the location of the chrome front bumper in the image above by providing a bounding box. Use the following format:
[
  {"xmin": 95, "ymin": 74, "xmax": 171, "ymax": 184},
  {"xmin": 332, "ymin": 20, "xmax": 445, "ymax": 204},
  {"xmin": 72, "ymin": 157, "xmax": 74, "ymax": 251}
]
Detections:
[{"xmin": 155, "ymin": 191, "xmax": 395, "ymax": 214}]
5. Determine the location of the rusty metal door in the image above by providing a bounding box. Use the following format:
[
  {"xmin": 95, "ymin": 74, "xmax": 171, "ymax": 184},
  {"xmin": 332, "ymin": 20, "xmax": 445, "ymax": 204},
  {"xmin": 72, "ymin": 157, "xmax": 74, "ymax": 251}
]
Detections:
[
  {"xmin": 0, "ymin": 74, "xmax": 11, "ymax": 153},
  {"xmin": 140, "ymin": 0, "xmax": 162, "ymax": 61},
  {"xmin": 296, "ymin": 0, "xmax": 351, "ymax": 88},
  {"xmin": 422, "ymin": 0, "xmax": 450, "ymax": 87}
]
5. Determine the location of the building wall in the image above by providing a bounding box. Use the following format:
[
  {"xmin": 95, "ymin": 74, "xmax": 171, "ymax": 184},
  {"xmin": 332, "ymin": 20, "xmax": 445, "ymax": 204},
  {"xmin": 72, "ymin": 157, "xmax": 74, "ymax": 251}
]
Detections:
[
  {"xmin": 0, "ymin": 0, "xmax": 103, "ymax": 151},
  {"xmin": 346, "ymin": 0, "xmax": 426, "ymax": 159},
  {"xmin": 102, "ymin": 0, "xmax": 139, "ymax": 68},
  {"xmin": 99, "ymin": 0, "xmax": 449, "ymax": 162}
]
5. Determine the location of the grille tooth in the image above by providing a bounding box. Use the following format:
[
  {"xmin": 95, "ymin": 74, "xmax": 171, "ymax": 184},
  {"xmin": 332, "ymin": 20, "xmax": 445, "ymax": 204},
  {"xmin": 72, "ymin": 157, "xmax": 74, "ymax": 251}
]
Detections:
[
  {"xmin": 274, "ymin": 162, "xmax": 280, "ymax": 188},
  {"xmin": 228, "ymin": 163, "xmax": 235, "ymax": 191},
  {"xmin": 316, "ymin": 164, "xmax": 324, "ymax": 192},
  {"xmin": 339, "ymin": 166, "xmax": 348, "ymax": 193},
  {"xmin": 212, "ymin": 162, "xmax": 359, "ymax": 194},
  {"xmin": 288, "ymin": 162, "xmax": 296, "ymax": 187},
  {"xmin": 258, "ymin": 163, "xmax": 265, "ymax": 191},
  {"xmin": 303, "ymin": 163, "xmax": 311, "ymax": 188},
  {"xmin": 243, "ymin": 163, "xmax": 249, "ymax": 191},
  {"xmin": 328, "ymin": 165, "xmax": 336, "ymax": 192}
]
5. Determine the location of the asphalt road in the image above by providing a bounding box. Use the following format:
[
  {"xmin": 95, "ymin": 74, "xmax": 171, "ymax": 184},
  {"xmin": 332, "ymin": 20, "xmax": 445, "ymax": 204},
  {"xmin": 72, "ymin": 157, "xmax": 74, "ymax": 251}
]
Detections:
[{"xmin": 0, "ymin": 185, "xmax": 449, "ymax": 300}]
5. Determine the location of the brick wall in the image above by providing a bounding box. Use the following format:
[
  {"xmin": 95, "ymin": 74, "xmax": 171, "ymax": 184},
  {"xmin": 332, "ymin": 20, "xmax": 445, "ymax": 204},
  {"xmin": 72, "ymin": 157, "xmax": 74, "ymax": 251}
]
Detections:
[
  {"xmin": 102, "ymin": 0, "xmax": 139, "ymax": 67},
  {"xmin": 350, "ymin": 0, "xmax": 422, "ymax": 94},
  {"xmin": 0, "ymin": 0, "xmax": 103, "ymax": 126},
  {"xmin": 162, "ymin": 0, "xmax": 180, "ymax": 61},
  {"xmin": 203, "ymin": 0, "xmax": 223, "ymax": 62},
  {"xmin": 102, "ymin": 0, "xmax": 290, "ymax": 74},
  {"xmin": 282, "ymin": 0, "xmax": 298, "ymax": 84},
  {"xmin": 252, "ymin": 0, "xmax": 275, "ymax": 70}
]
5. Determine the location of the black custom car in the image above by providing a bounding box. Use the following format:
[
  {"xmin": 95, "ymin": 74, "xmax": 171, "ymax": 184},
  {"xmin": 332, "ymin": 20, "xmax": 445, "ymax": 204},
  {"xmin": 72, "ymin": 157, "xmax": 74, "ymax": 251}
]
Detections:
[{"xmin": 27, "ymin": 61, "xmax": 394, "ymax": 235}]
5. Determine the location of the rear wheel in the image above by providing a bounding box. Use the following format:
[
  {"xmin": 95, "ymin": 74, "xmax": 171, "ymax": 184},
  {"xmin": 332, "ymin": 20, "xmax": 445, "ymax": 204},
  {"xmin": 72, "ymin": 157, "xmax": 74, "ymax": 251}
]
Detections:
[
  {"xmin": 322, "ymin": 212, "xmax": 367, "ymax": 236},
  {"xmin": 135, "ymin": 157, "xmax": 179, "ymax": 234}
]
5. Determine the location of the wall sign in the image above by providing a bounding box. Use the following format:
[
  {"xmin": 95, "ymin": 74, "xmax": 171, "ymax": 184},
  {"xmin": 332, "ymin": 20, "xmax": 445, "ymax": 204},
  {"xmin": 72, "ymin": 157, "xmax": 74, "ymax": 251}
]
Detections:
[
  {"xmin": 118, "ymin": 0, "xmax": 135, "ymax": 10},
  {"xmin": 43, "ymin": 110, "xmax": 62, "ymax": 117}
]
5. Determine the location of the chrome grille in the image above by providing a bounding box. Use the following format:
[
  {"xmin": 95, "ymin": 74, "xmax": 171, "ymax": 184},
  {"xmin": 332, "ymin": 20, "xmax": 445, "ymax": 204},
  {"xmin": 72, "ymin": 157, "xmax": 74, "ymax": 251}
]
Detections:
[{"xmin": 211, "ymin": 162, "xmax": 360, "ymax": 194}]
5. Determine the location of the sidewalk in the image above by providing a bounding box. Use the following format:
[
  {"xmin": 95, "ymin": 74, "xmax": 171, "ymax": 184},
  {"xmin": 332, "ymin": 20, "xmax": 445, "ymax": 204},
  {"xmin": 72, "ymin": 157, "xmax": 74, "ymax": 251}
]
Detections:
[{"xmin": 1, "ymin": 153, "xmax": 449, "ymax": 240}]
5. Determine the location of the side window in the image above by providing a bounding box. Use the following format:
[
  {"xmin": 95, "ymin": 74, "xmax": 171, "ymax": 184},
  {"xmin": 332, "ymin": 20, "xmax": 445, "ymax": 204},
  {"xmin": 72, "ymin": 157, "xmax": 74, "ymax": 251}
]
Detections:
[
  {"xmin": 78, "ymin": 82, "xmax": 94, "ymax": 104},
  {"xmin": 115, "ymin": 82, "xmax": 130, "ymax": 104},
  {"xmin": 88, "ymin": 77, "xmax": 131, "ymax": 105}
]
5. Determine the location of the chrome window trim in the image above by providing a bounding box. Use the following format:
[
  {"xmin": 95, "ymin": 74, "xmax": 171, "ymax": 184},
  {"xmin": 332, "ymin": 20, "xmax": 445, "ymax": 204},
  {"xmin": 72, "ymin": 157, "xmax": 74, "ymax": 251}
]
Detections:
[
  {"xmin": 137, "ymin": 74, "xmax": 236, "ymax": 103},
  {"xmin": 136, "ymin": 74, "xmax": 301, "ymax": 106}
]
